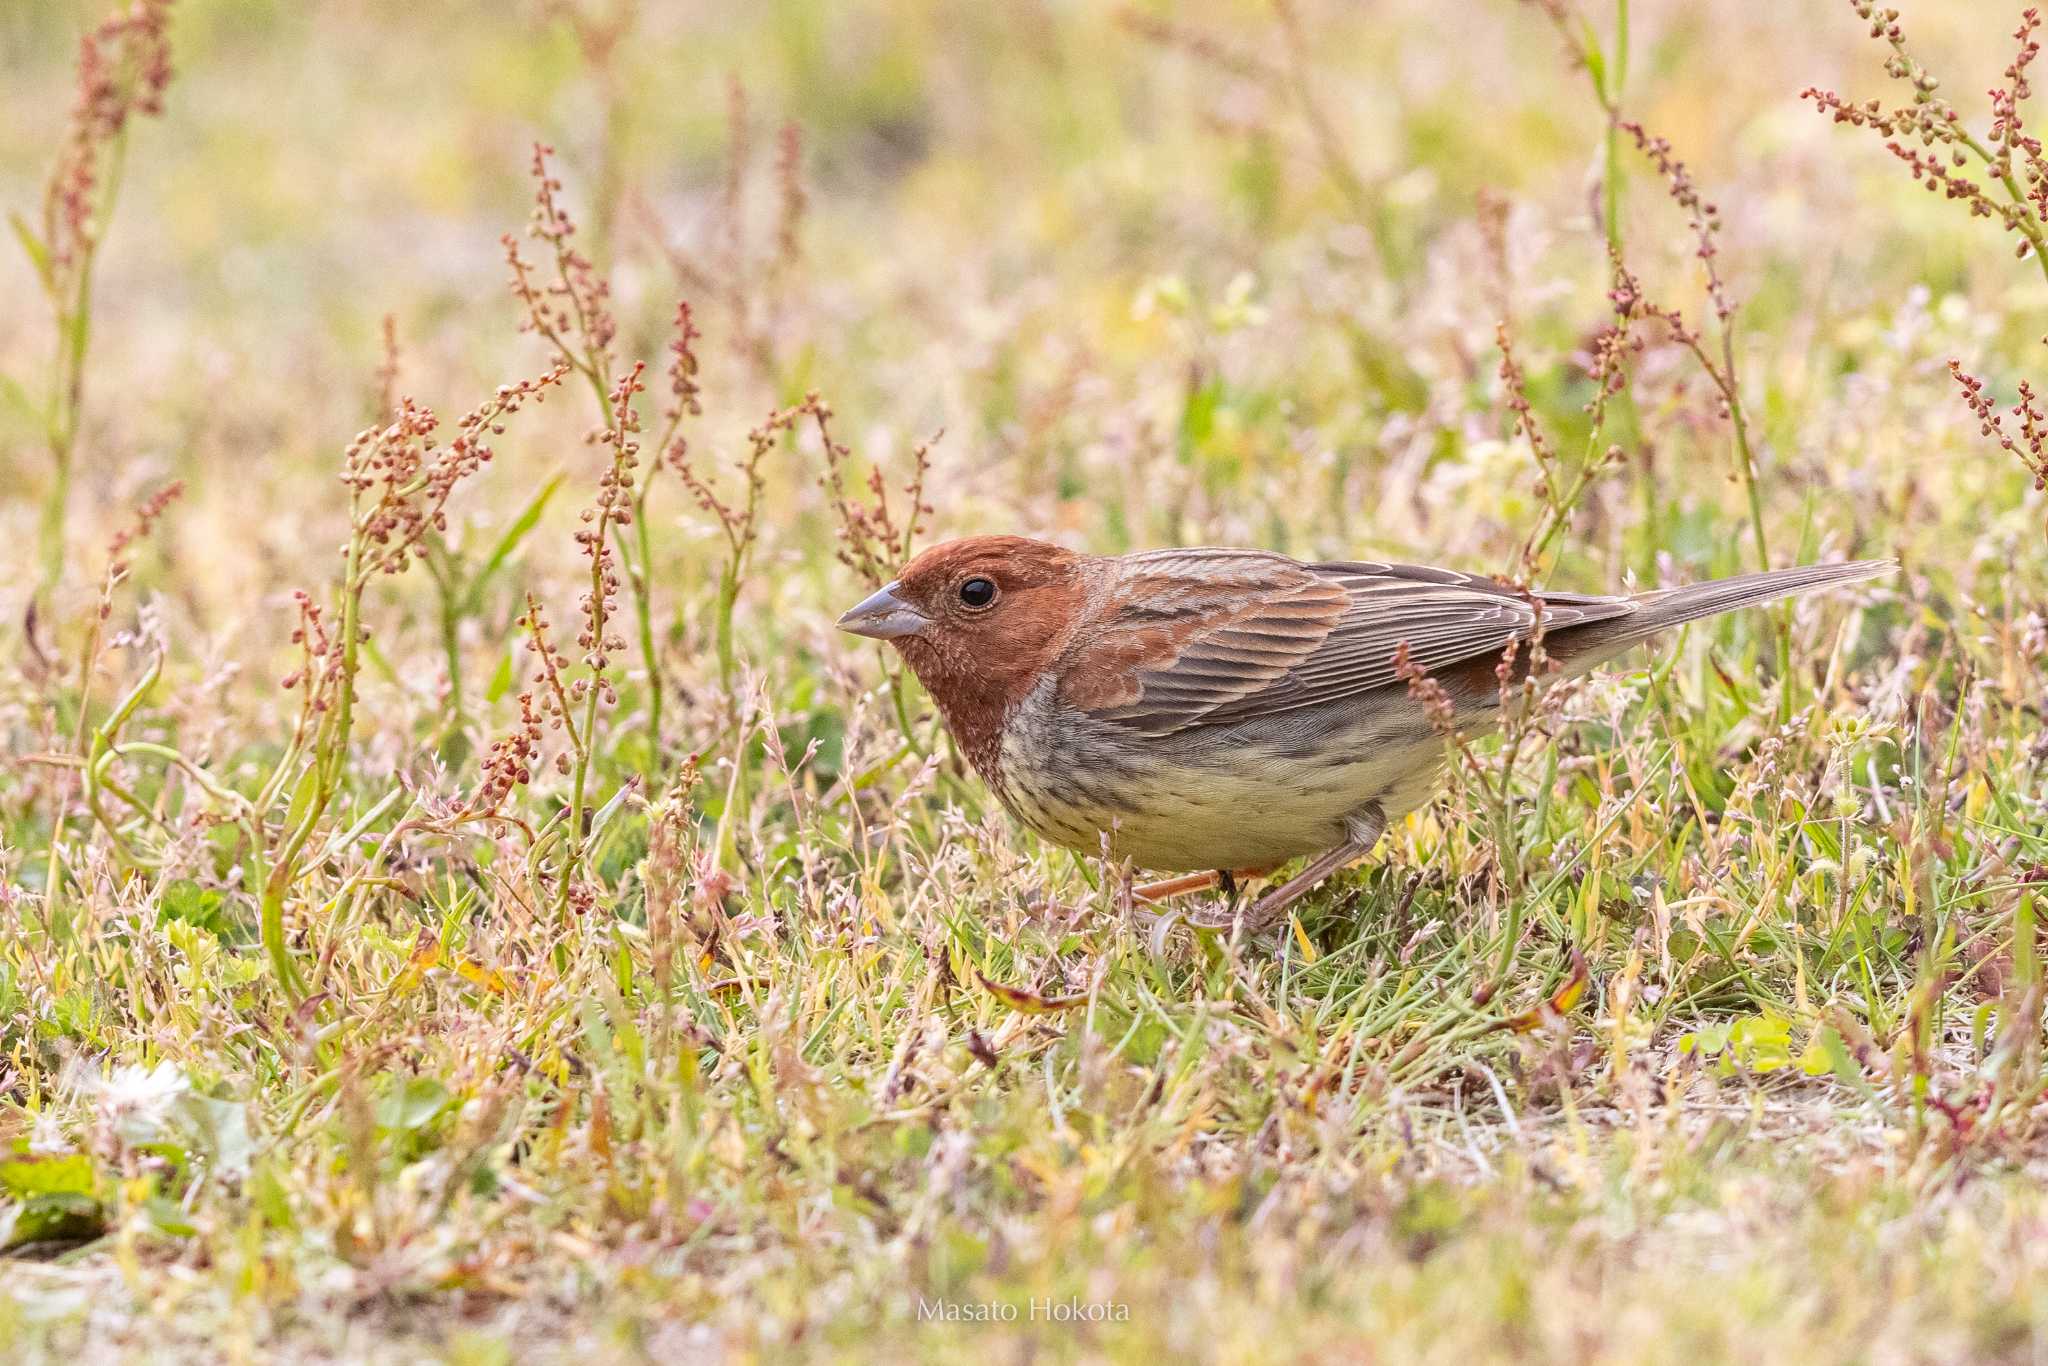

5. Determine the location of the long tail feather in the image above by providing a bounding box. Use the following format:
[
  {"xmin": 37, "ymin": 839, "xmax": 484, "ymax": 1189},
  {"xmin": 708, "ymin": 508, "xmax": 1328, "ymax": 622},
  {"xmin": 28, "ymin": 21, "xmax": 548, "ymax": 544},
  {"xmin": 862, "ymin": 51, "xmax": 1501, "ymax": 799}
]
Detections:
[
  {"xmin": 1627, "ymin": 558, "xmax": 1894, "ymax": 635},
  {"xmin": 1541, "ymin": 558, "xmax": 1893, "ymax": 676}
]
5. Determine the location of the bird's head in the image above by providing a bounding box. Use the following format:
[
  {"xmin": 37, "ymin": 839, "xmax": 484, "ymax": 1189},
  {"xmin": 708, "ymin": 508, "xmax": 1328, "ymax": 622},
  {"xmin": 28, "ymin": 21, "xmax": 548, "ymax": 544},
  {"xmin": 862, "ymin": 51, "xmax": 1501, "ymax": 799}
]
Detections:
[{"xmin": 836, "ymin": 535, "xmax": 1089, "ymax": 761}]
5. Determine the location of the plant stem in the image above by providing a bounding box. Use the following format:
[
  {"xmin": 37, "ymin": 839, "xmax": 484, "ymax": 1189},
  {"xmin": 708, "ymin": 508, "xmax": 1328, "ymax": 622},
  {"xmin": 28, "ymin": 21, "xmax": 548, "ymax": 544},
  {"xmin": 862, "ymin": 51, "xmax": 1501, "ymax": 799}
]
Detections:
[
  {"xmin": 262, "ymin": 530, "xmax": 368, "ymax": 1000},
  {"xmin": 1956, "ymin": 124, "xmax": 2048, "ymax": 289},
  {"xmin": 39, "ymin": 449, "xmax": 73, "ymax": 591},
  {"xmin": 627, "ymin": 464, "xmax": 664, "ymax": 753},
  {"xmin": 715, "ymin": 560, "xmax": 740, "ymax": 700},
  {"xmin": 38, "ymin": 130, "xmax": 129, "ymax": 590},
  {"xmin": 439, "ymin": 579, "xmax": 468, "ymax": 748},
  {"xmin": 1602, "ymin": 0, "xmax": 1629, "ymax": 251},
  {"xmin": 325, "ymin": 540, "xmax": 365, "ymax": 793},
  {"xmin": 587, "ymin": 356, "xmax": 671, "ymax": 758},
  {"xmin": 561, "ymin": 423, "xmax": 625, "ymax": 916},
  {"xmin": 424, "ymin": 542, "xmax": 469, "ymax": 751},
  {"xmin": 1719, "ymin": 327, "xmax": 1770, "ymax": 576}
]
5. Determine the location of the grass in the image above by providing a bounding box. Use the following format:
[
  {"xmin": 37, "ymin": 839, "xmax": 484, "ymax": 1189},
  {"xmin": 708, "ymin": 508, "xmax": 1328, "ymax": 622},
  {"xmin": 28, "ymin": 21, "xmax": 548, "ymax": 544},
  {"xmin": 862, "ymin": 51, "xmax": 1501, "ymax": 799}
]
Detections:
[{"xmin": 3, "ymin": 0, "xmax": 2048, "ymax": 1360}]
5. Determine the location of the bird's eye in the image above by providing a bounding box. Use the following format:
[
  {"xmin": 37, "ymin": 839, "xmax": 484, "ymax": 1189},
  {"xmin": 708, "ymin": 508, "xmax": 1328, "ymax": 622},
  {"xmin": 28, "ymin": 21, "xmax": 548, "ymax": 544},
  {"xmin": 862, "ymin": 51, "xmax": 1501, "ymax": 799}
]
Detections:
[{"xmin": 958, "ymin": 577, "xmax": 998, "ymax": 609}]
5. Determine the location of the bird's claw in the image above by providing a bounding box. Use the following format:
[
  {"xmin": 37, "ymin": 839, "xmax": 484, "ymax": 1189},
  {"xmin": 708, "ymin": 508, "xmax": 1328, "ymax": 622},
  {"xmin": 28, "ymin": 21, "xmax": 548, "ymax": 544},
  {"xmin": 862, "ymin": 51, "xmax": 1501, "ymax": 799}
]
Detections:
[{"xmin": 1182, "ymin": 895, "xmax": 1286, "ymax": 935}]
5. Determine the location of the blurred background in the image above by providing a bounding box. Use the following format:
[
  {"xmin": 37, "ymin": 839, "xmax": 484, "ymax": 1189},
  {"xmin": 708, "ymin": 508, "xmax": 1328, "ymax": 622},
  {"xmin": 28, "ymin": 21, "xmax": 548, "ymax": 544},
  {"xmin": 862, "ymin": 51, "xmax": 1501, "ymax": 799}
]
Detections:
[{"xmin": 0, "ymin": 0, "xmax": 2040, "ymax": 761}]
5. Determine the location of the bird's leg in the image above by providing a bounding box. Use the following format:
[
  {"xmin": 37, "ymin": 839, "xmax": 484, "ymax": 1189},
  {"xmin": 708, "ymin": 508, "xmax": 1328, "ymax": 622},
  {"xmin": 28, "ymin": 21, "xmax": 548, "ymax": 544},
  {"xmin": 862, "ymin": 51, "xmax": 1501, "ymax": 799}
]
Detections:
[
  {"xmin": 1133, "ymin": 869, "xmax": 1221, "ymax": 903},
  {"xmin": 1134, "ymin": 865, "xmax": 1276, "ymax": 905},
  {"xmin": 1204, "ymin": 803, "xmax": 1388, "ymax": 934}
]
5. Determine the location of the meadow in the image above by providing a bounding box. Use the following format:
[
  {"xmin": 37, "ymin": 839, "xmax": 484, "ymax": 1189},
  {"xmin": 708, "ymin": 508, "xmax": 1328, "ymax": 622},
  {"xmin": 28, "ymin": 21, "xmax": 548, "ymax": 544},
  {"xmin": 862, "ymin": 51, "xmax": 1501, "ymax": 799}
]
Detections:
[{"xmin": 3, "ymin": 0, "xmax": 2048, "ymax": 1360}]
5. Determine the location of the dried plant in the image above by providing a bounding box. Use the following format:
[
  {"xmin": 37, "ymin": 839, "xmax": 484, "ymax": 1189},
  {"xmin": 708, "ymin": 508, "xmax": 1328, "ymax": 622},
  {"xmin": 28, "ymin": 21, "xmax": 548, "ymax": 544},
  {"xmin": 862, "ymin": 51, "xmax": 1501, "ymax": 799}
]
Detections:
[
  {"xmin": 506, "ymin": 145, "xmax": 703, "ymax": 753},
  {"xmin": 268, "ymin": 368, "xmax": 563, "ymax": 987},
  {"xmin": 1500, "ymin": 295, "xmax": 1634, "ymax": 582},
  {"xmin": 552, "ymin": 361, "xmax": 646, "ymax": 905},
  {"xmin": 640, "ymin": 754, "xmax": 705, "ymax": 1010},
  {"xmin": 1813, "ymin": 5, "xmax": 2048, "ymax": 516},
  {"xmin": 815, "ymin": 399, "xmax": 936, "ymax": 592},
  {"xmin": 1119, "ymin": 3, "xmax": 1373, "ymax": 225},
  {"xmin": 468, "ymin": 687, "xmax": 544, "ymax": 821},
  {"xmin": 1807, "ymin": 5, "xmax": 2048, "ymax": 281},
  {"xmin": 341, "ymin": 375, "xmax": 563, "ymax": 578},
  {"xmin": 810, "ymin": 398, "xmax": 938, "ymax": 748},
  {"xmin": 63, "ymin": 359, "xmax": 568, "ymax": 996},
  {"xmin": 668, "ymin": 395, "xmax": 779, "ymax": 702},
  {"xmin": 8, "ymin": 0, "xmax": 176, "ymax": 588},
  {"xmin": 1952, "ymin": 363, "xmax": 2048, "ymax": 490},
  {"xmin": 541, "ymin": 0, "xmax": 638, "ymax": 264},
  {"xmin": 515, "ymin": 593, "xmax": 591, "ymax": 911},
  {"xmin": 47, "ymin": 480, "xmax": 183, "ymax": 905},
  {"xmin": 1525, "ymin": 3, "xmax": 1776, "ymax": 577},
  {"xmin": 636, "ymin": 76, "xmax": 808, "ymax": 387}
]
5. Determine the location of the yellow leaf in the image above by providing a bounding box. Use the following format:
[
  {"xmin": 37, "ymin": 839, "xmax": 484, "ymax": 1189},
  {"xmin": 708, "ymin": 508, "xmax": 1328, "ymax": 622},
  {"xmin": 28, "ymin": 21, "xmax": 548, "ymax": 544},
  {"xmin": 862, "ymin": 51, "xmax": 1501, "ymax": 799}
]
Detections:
[
  {"xmin": 1290, "ymin": 914, "xmax": 1319, "ymax": 963},
  {"xmin": 453, "ymin": 958, "xmax": 510, "ymax": 995},
  {"xmin": 1965, "ymin": 777, "xmax": 1990, "ymax": 823},
  {"xmin": 1496, "ymin": 951, "xmax": 1590, "ymax": 1034},
  {"xmin": 390, "ymin": 927, "xmax": 440, "ymax": 993}
]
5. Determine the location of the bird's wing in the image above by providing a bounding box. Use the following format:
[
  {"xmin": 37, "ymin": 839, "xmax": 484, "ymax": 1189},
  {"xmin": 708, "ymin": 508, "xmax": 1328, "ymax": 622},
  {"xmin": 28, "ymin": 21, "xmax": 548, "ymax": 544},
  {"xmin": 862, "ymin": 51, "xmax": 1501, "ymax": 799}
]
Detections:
[{"xmin": 1056, "ymin": 549, "xmax": 1638, "ymax": 737}]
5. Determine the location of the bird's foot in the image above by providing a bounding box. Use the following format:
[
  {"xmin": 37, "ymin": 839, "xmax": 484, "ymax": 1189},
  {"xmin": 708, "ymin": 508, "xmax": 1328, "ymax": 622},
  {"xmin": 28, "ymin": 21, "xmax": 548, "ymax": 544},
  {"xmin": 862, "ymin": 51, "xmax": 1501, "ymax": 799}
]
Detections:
[{"xmin": 1187, "ymin": 803, "xmax": 1389, "ymax": 936}]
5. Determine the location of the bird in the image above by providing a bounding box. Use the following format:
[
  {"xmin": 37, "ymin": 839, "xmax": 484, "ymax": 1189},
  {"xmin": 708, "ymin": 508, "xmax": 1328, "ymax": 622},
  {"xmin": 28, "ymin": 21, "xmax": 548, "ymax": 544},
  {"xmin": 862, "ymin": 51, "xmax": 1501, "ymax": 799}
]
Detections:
[{"xmin": 837, "ymin": 535, "xmax": 1890, "ymax": 932}]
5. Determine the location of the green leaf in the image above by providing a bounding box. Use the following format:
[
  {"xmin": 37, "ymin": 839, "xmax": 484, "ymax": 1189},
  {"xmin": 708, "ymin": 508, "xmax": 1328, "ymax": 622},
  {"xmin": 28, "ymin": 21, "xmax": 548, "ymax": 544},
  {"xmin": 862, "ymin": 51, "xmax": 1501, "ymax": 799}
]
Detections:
[
  {"xmin": 63, "ymin": 303, "xmax": 91, "ymax": 369},
  {"xmin": 0, "ymin": 1191, "xmax": 105, "ymax": 1249},
  {"xmin": 250, "ymin": 1160, "xmax": 295, "ymax": 1230},
  {"xmin": 464, "ymin": 472, "xmax": 564, "ymax": 615},
  {"xmin": 161, "ymin": 879, "xmax": 228, "ymax": 935},
  {"xmin": 8, "ymin": 211, "xmax": 55, "ymax": 294},
  {"xmin": 284, "ymin": 762, "xmax": 320, "ymax": 836},
  {"xmin": 376, "ymin": 1076, "xmax": 452, "ymax": 1133},
  {"xmin": 2017, "ymin": 892, "xmax": 2038, "ymax": 988},
  {"xmin": 484, "ymin": 647, "xmax": 516, "ymax": 704},
  {"xmin": 142, "ymin": 1195, "xmax": 197, "ymax": 1238},
  {"xmin": 586, "ymin": 779, "xmax": 637, "ymax": 843},
  {"xmin": 0, "ymin": 370, "xmax": 43, "ymax": 428},
  {"xmin": 579, "ymin": 996, "xmax": 616, "ymax": 1070},
  {"xmin": 179, "ymin": 1093, "xmax": 256, "ymax": 1179},
  {"xmin": 1817, "ymin": 1025, "xmax": 1864, "ymax": 1087},
  {"xmin": 360, "ymin": 633, "xmax": 401, "ymax": 685},
  {"xmin": 1177, "ymin": 378, "xmax": 1222, "ymax": 464},
  {"xmin": 1728, "ymin": 1012, "xmax": 1793, "ymax": 1072},
  {"xmin": 1680, "ymin": 1021, "xmax": 1730, "ymax": 1058},
  {"xmin": 1577, "ymin": 17, "xmax": 1609, "ymax": 98},
  {"xmin": 0, "ymin": 1151, "xmax": 98, "ymax": 1198}
]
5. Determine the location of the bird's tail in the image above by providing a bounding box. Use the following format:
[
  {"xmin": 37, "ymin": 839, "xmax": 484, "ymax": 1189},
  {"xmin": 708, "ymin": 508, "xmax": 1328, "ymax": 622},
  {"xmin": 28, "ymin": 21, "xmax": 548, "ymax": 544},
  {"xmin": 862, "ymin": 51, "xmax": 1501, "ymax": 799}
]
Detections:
[
  {"xmin": 1546, "ymin": 558, "xmax": 1893, "ymax": 676},
  {"xmin": 1626, "ymin": 559, "xmax": 1894, "ymax": 635}
]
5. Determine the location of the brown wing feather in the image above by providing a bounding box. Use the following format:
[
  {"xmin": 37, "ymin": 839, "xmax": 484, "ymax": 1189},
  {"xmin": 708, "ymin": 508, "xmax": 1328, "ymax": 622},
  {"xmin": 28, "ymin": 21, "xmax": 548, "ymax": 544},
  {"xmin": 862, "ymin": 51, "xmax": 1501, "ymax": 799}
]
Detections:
[
  {"xmin": 1061, "ymin": 550, "xmax": 1639, "ymax": 737},
  {"xmin": 1053, "ymin": 550, "xmax": 1346, "ymax": 717}
]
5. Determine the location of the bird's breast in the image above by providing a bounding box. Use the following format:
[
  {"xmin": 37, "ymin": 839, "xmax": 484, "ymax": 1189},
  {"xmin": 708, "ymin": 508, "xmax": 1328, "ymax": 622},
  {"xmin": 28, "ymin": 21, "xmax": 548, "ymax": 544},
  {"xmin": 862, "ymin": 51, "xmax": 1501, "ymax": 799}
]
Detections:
[{"xmin": 993, "ymin": 678, "xmax": 1444, "ymax": 872}]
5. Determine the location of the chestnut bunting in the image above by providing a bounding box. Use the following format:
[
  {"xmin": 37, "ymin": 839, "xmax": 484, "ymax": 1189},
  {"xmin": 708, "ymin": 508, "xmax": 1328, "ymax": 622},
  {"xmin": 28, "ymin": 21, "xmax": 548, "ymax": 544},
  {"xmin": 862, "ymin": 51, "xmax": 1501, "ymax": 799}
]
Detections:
[{"xmin": 839, "ymin": 536, "xmax": 1889, "ymax": 930}]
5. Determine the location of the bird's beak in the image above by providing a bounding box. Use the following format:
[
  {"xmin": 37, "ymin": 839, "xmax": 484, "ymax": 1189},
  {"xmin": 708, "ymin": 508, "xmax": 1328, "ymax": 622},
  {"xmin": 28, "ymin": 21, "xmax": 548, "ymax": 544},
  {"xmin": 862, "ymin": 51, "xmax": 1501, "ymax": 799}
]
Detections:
[{"xmin": 836, "ymin": 581, "xmax": 931, "ymax": 640}]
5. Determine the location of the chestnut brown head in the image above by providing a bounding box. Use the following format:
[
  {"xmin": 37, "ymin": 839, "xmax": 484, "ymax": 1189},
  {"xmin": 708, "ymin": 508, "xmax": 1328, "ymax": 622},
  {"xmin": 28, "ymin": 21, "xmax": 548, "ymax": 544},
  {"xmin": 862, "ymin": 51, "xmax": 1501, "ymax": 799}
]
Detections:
[{"xmin": 837, "ymin": 535, "xmax": 1089, "ymax": 772}]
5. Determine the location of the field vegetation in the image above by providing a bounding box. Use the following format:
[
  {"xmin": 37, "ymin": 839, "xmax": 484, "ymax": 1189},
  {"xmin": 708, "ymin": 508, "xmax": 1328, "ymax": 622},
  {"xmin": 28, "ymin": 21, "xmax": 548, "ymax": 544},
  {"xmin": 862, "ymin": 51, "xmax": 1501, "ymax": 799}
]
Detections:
[{"xmin": 4, "ymin": 0, "xmax": 2048, "ymax": 1360}]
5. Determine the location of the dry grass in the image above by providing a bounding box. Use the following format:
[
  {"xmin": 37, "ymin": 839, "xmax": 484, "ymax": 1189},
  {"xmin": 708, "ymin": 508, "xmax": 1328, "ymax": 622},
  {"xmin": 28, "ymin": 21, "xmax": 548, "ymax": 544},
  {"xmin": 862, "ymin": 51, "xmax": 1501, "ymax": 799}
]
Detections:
[{"xmin": 3, "ymin": 0, "xmax": 2048, "ymax": 1361}]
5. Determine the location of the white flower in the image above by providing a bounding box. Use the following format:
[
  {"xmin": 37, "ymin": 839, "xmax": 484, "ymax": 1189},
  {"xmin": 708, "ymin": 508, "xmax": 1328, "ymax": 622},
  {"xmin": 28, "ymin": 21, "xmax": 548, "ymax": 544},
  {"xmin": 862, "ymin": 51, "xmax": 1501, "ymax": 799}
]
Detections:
[{"xmin": 97, "ymin": 1062, "xmax": 190, "ymax": 1146}]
